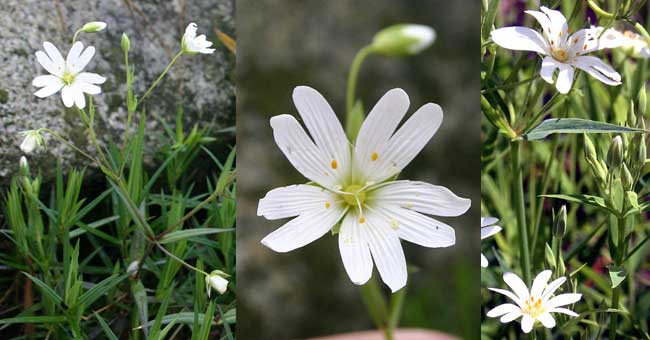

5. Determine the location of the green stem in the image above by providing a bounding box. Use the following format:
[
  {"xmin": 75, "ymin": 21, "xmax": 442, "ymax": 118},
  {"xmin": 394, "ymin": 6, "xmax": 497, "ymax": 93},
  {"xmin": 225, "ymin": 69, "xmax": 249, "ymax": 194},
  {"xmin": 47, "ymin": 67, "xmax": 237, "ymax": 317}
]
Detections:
[
  {"xmin": 155, "ymin": 242, "xmax": 208, "ymax": 276},
  {"xmin": 359, "ymin": 276, "xmax": 390, "ymax": 338},
  {"xmin": 609, "ymin": 216, "xmax": 626, "ymax": 339},
  {"xmin": 387, "ymin": 287, "xmax": 406, "ymax": 336},
  {"xmin": 346, "ymin": 46, "xmax": 373, "ymax": 116},
  {"xmin": 71, "ymin": 29, "xmax": 82, "ymax": 44},
  {"xmin": 139, "ymin": 50, "xmax": 184, "ymax": 106},
  {"xmin": 511, "ymin": 140, "xmax": 531, "ymax": 284}
]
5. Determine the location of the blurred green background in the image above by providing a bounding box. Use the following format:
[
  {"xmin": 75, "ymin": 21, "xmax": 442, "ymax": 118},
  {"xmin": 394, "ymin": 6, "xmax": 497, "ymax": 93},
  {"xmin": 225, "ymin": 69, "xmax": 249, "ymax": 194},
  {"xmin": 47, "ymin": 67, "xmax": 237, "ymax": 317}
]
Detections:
[{"xmin": 237, "ymin": 0, "xmax": 480, "ymax": 339}]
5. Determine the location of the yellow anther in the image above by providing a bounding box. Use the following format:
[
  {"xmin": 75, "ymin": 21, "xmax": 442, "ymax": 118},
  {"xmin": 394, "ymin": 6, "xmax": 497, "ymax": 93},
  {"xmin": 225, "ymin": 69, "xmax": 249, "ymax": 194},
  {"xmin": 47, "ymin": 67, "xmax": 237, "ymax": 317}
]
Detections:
[
  {"xmin": 371, "ymin": 152, "xmax": 378, "ymax": 161},
  {"xmin": 325, "ymin": 202, "xmax": 331, "ymax": 209},
  {"xmin": 331, "ymin": 160, "xmax": 338, "ymax": 169},
  {"xmin": 359, "ymin": 216, "xmax": 366, "ymax": 224}
]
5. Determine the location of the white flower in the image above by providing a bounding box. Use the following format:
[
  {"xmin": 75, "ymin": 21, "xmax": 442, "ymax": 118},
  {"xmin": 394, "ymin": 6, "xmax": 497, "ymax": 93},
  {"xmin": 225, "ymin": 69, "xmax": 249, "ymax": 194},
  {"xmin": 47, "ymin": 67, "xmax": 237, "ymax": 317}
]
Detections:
[
  {"xmin": 182, "ymin": 23, "xmax": 215, "ymax": 54},
  {"xmin": 372, "ymin": 24, "xmax": 436, "ymax": 56},
  {"xmin": 258, "ymin": 86, "xmax": 471, "ymax": 292},
  {"xmin": 205, "ymin": 270, "xmax": 229, "ymax": 297},
  {"xmin": 33, "ymin": 41, "xmax": 106, "ymax": 109},
  {"xmin": 602, "ymin": 29, "xmax": 650, "ymax": 59},
  {"xmin": 490, "ymin": 6, "xmax": 621, "ymax": 94},
  {"xmin": 481, "ymin": 217, "xmax": 501, "ymax": 268},
  {"xmin": 126, "ymin": 260, "xmax": 140, "ymax": 277},
  {"xmin": 487, "ymin": 270, "xmax": 581, "ymax": 333},
  {"xmin": 18, "ymin": 130, "xmax": 46, "ymax": 154}
]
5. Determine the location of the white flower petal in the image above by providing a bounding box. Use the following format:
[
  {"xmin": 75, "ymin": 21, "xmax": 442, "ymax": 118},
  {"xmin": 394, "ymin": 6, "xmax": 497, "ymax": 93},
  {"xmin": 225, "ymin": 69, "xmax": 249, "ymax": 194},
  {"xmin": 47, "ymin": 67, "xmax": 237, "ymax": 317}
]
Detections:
[
  {"xmin": 572, "ymin": 55, "xmax": 621, "ymax": 86},
  {"xmin": 68, "ymin": 45, "xmax": 95, "ymax": 73},
  {"xmin": 503, "ymin": 272, "xmax": 530, "ymax": 301},
  {"xmin": 362, "ymin": 103, "xmax": 443, "ymax": 184},
  {"xmin": 269, "ymin": 114, "xmax": 338, "ymax": 189},
  {"xmin": 364, "ymin": 210, "xmax": 407, "ymax": 292},
  {"xmin": 33, "ymin": 75, "xmax": 64, "ymax": 98},
  {"xmin": 371, "ymin": 180, "xmax": 471, "ymax": 217},
  {"xmin": 487, "ymin": 303, "xmax": 520, "ymax": 317},
  {"xmin": 66, "ymin": 41, "xmax": 84, "ymax": 68},
  {"xmin": 530, "ymin": 270, "xmax": 552, "ymax": 298},
  {"xmin": 338, "ymin": 212, "xmax": 373, "ymax": 285},
  {"xmin": 257, "ymin": 184, "xmax": 337, "ymax": 220},
  {"xmin": 43, "ymin": 41, "xmax": 65, "ymax": 65},
  {"xmin": 549, "ymin": 307, "xmax": 579, "ymax": 317},
  {"xmin": 488, "ymin": 288, "xmax": 523, "ymax": 307},
  {"xmin": 491, "ymin": 27, "xmax": 548, "ymax": 54},
  {"xmin": 292, "ymin": 86, "xmax": 350, "ymax": 184},
  {"xmin": 541, "ymin": 277, "xmax": 566, "ymax": 300},
  {"xmin": 353, "ymin": 88, "xmax": 410, "ymax": 183},
  {"xmin": 35, "ymin": 51, "xmax": 64, "ymax": 77},
  {"xmin": 260, "ymin": 205, "xmax": 345, "ymax": 253},
  {"xmin": 481, "ymin": 217, "xmax": 499, "ymax": 227},
  {"xmin": 555, "ymin": 64, "xmax": 574, "ymax": 94},
  {"xmin": 540, "ymin": 6, "xmax": 568, "ymax": 42},
  {"xmin": 538, "ymin": 312, "xmax": 556, "ymax": 328},
  {"xmin": 540, "ymin": 56, "xmax": 561, "ymax": 85},
  {"xmin": 481, "ymin": 253, "xmax": 488, "ymax": 268},
  {"xmin": 76, "ymin": 81, "xmax": 102, "ymax": 95},
  {"xmin": 61, "ymin": 85, "xmax": 75, "ymax": 108},
  {"xmin": 73, "ymin": 85, "xmax": 86, "ymax": 109},
  {"xmin": 525, "ymin": 10, "xmax": 552, "ymax": 35},
  {"xmin": 546, "ymin": 293, "xmax": 582, "ymax": 309},
  {"xmin": 374, "ymin": 205, "xmax": 455, "ymax": 248},
  {"xmin": 521, "ymin": 314, "xmax": 534, "ymax": 333},
  {"xmin": 481, "ymin": 225, "xmax": 501, "ymax": 239},
  {"xmin": 500, "ymin": 310, "xmax": 522, "ymax": 323},
  {"xmin": 199, "ymin": 48, "xmax": 215, "ymax": 54},
  {"xmin": 76, "ymin": 72, "xmax": 106, "ymax": 84},
  {"xmin": 184, "ymin": 23, "xmax": 198, "ymax": 41}
]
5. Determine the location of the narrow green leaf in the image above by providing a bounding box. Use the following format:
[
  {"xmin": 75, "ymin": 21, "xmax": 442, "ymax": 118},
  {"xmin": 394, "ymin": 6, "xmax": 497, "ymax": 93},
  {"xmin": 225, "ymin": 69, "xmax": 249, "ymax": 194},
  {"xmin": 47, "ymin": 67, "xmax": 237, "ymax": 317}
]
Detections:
[
  {"xmin": 541, "ymin": 194, "xmax": 616, "ymax": 215},
  {"xmin": 76, "ymin": 273, "xmax": 128, "ymax": 309},
  {"xmin": 159, "ymin": 228, "xmax": 234, "ymax": 244},
  {"xmin": 525, "ymin": 118, "xmax": 645, "ymax": 140},
  {"xmin": 21, "ymin": 272, "xmax": 63, "ymax": 306},
  {"xmin": 94, "ymin": 313, "xmax": 119, "ymax": 340},
  {"xmin": 607, "ymin": 265, "xmax": 626, "ymax": 288},
  {"xmin": 0, "ymin": 315, "xmax": 66, "ymax": 324}
]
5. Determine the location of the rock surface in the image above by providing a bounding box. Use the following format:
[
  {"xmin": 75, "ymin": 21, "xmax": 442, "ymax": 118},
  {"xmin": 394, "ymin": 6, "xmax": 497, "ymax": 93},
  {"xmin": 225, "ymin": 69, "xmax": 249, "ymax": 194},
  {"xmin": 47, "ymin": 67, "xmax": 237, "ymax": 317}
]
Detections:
[{"xmin": 0, "ymin": 0, "xmax": 234, "ymax": 182}]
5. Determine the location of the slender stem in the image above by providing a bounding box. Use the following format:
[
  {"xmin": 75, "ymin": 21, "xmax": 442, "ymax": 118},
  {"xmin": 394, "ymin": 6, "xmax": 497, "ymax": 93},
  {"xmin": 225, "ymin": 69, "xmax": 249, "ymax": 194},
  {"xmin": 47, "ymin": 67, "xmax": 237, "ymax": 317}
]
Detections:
[
  {"xmin": 387, "ymin": 288, "xmax": 406, "ymax": 336},
  {"xmin": 71, "ymin": 29, "xmax": 81, "ymax": 44},
  {"xmin": 511, "ymin": 140, "xmax": 531, "ymax": 284},
  {"xmin": 359, "ymin": 276, "xmax": 390, "ymax": 338},
  {"xmin": 609, "ymin": 216, "xmax": 626, "ymax": 339},
  {"xmin": 42, "ymin": 129, "xmax": 99, "ymax": 165},
  {"xmin": 346, "ymin": 46, "xmax": 372, "ymax": 115},
  {"xmin": 139, "ymin": 50, "xmax": 184, "ymax": 106},
  {"xmin": 155, "ymin": 242, "xmax": 208, "ymax": 276}
]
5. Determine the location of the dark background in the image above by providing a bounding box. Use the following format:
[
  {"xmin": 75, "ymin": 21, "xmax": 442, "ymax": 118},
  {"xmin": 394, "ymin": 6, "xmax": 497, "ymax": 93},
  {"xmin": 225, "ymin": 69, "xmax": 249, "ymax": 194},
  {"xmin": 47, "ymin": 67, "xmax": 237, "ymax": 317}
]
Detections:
[{"xmin": 236, "ymin": 1, "xmax": 480, "ymax": 339}]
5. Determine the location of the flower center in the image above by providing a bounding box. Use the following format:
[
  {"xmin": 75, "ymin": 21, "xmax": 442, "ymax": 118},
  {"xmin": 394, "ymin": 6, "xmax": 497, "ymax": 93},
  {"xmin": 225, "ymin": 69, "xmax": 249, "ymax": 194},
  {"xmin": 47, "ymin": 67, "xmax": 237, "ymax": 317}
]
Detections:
[
  {"xmin": 522, "ymin": 296, "xmax": 546, "ymax": 318},
  {"xmin": 551, "ymin": 48, "xmax": 569, "ymax": 62},
  {"xmin": 342, "ymin": 184, "xmax": 366, "ymax": 207},
  {"xmin": 62, "ymin": 71, "xmax": 75, "ymax": 85}
]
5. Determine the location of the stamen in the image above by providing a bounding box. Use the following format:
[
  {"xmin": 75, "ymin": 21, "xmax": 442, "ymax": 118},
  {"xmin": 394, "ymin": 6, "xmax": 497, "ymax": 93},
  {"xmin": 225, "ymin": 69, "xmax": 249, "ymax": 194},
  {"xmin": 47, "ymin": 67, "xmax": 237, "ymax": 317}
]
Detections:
[
  {"xmin": 325, "ymin": 202, "xmax": 331, "ymax": 209},
  {"xmin": 371, "ymin": 152, "xmax": 378, "ymax": 161},
  {"xmin": 331, "ymin": 160, "xmax": 338, "ymax": 169},
  {"xmin": 359, "ymin": 216, "xmax": 366, "ymax": 224}
]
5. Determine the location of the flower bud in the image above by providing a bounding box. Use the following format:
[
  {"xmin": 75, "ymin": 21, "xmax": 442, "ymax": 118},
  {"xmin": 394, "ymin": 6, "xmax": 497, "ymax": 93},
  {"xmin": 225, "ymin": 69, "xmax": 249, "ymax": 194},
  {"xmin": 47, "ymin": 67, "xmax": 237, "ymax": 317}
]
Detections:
[
  {"xmin": 18, "ymin": 129, "xmax": 45, "ymax": 154},
  {"xmin": 371, "ymin": 24, "xmax": 436, "ymax": 57},
  {"xmin": 622, "ymin": 163, "xmax": 634, "ymax": 190},
  {"xmin": 584, "ymin": 135, "xmax": 598, "ymax": 163},
  {"xmin": 628, "ymin": 100, "xmax": 636, "ymax": 127},
  {"xmin": 553, "ymin": 205, "xmax": 567, "ymax": 238},
  {"xmin": 205, "ymin": 270, "xmax": 229, "ymax": 297},
  {"xmin": 127, "ymin": 260, "xmax": 140, "ymax": 277},
  {"xmin": 606, "ymin": 136, "xmax": 624, "ymax": 170},
  {"xmin": 121, "ymin": 33, "xmax": 131, "ymax": 53},
  {"xmin": 19, "ymin": 156, "xmax": 30, "ymax": 177},
  {"xmin": 81, "ymin": 21, "xmax": 107, "ymax": 33}
]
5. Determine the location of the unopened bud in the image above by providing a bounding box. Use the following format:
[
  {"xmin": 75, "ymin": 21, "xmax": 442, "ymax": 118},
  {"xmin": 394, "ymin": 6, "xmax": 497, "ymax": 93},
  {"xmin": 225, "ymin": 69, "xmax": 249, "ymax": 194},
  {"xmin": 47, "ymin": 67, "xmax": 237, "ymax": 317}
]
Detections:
[
  {"xmin": 127, "ymin": 260, "xmax": 140, "ymax": 277},
  {"xmin": 205, "ymin": 270, "xmax": 229, "ymax": 297},
  {"xmin": 584, "ymin": 135, "xmax": 598, "ymax": 162},
  {"xmin": 121, "ymin": 33, "xmax": 130, "ymax": 53},
  {"xmin": 607, "ymin": 136, "xmax": 624, "ymax": 170},
  {"xmin": 19, "ymin": 156, "xmax": 29, "ymax": 177},
  {"xmin": 371, "ymin": 24, "xmax": 436, "ymax": 57},
  {"xmin": 553, "ymin": 205, "xmax": 567, "ymax": 238},
  {"xmin": 628, "ymin": 100, "xmax": 637, "ymax": 127},
  {"xmin": 622, "ymin": 163, "xmax": 634, "ymax": 190},
  {"xmin": 81, "ymin": 21, "xmax": 107, "ymax": 33}
]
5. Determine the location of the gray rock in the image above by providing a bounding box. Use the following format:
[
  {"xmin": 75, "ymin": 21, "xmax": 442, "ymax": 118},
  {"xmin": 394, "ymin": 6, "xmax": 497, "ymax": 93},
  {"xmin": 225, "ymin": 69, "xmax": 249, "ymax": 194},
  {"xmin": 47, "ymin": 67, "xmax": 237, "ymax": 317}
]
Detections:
[{"xmin": 0, "ymin": 0, "xmax": 234, "ymax": 182}]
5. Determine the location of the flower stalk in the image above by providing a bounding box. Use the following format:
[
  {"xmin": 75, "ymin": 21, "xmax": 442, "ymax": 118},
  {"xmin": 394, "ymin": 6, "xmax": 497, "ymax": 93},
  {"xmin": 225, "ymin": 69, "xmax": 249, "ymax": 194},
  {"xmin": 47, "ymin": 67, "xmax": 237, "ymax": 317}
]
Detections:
[{"xmin": 511, "ymin": 140, "xmax": 531, "ymax": 285}]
